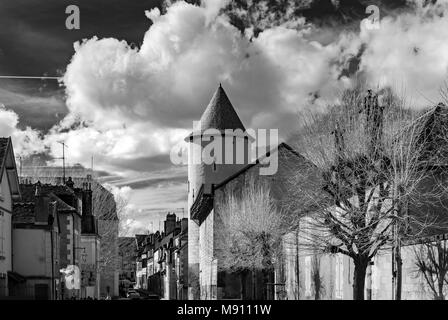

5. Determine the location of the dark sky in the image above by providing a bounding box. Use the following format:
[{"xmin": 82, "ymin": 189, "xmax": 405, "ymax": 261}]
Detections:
[{"xmin": 0, "ymin": 0, "xmax": 161, "ymax": 130}]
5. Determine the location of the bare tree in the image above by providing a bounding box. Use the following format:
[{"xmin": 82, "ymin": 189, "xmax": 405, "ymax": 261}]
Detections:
[
  {"xmin": 311, "ymin": 251, "xmax": 324, "ymax": 300},
  {"xmin": 216, "ymin": 177, "xmax": 289, "ymax": 300},
  {"xmin": 414, "ymin": 239, "xmax": 448, "ymax": 300},
  {"xmin": 287, "ymin": 85, "xmax": 445, "ymax": 300}
]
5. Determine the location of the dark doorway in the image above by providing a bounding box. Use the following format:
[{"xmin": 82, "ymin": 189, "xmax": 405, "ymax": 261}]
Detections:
[{"xmin": 35, "ymin": 284, "xmax": 49, "ymax": 300}]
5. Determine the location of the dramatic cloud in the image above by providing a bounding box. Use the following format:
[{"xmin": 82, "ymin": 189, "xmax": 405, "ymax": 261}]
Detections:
[
  {"xmin": 54, "ymin": 0, "xmax": 361, "ymax": 174},
  {"xmin": 4, "ymin": 0, "xmax": 447, "ymax": 176},
  {"xmin": 0, "ymin": 105, "xmax": 46, "ymax": 156},
  {"xmin": 359, "ymin": 0, "xmax": 448, "ymax": 106},
  {"xmin": 2, "ymin": 0, "xmax": 448, "ymax": 235}
]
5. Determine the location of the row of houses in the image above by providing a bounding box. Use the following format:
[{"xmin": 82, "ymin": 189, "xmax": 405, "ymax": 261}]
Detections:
[
  {"xmin": 127, "ymin": 213, "xmax": 188, "ymax": 300},
  {"xmin": 0, "ymin": 137, "xmax": 119, "ymax": 299}
]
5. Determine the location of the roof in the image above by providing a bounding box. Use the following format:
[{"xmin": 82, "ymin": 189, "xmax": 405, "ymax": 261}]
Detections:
[
  {"xmin": 18, "ymin": 183, "xmax": 75, "ymax": 211},
  {"xmin": 48, "ymin": 193, "xmax": 76, "ymax": 211},
  {"xmin": 12, "ymin": 203, "xmax": 35, "ymax": 224},
  {"xmin": 190, "ymin": 142, "xmax": 309, "ymax": 224},
  {"xmin": 119, "ymin": 237, "xmax": 137, "ymax": 254},
  {"xmin": 0, "ymin": 137, "xmax": 21, "ymax": 199},
  {"xmin": 214, "ymin": 142, "xmax": 306, "ymax": 190},
  {"xmin": 413, "ymin": 103, "xmax": 448, "ymax": 164},
  {"xmin": 13, "ymin": 183, "xmax": 76, "ymax": 226},
  {"xmin": 186, "ymin": 85, "xmax": 246, "ymax": 139},
  {"xmin": 135, "ymin": 234, "xmax": 148, "ymax": 248},
  {"xmin": 0, "ymin": 138, "xmax": 8, "ymax": 167}
]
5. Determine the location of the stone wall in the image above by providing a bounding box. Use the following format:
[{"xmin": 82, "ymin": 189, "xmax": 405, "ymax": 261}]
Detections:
[
  {"xmin": 280, "ymin": 234, "xmax": 445, "ymax": 300},
  {"xmin": 199, "ymin": 210, "xmax": 217, "ymax": 299}
]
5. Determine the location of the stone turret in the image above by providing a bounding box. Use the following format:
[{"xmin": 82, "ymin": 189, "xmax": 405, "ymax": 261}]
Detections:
[{"xmin": 185, "ymin": 85, "xmax": 252, "ymax": 299}]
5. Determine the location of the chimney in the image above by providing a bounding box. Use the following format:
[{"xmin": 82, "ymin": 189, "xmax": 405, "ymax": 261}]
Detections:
[
  {"xmin": 82, "ymin": 183, "xmax": 93, "ymax": 217},
  {"xmin": 35, "ymin": 194, "xmax": 50, "ymax": 223},
  {"xmin": 181, "ymin": 218, "xmax": 188, "ymax": 233},
  {"xmin": 35, "ymin": 181, "xmax": 41, "ymax": 196},
  {"xmin": 65, "ymin": 176, "xmax": 74, "ymax": 189},
  {"xmin": 164, "ymin": 213, "xmax": 177, "ymax": 235}
]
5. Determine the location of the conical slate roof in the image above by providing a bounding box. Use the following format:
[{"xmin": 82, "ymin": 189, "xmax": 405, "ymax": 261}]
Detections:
[
  {"xmin": 200, "ymin": 84, "xmax": 245, "ymax": 131},
  {"xmin": 186, "ymin": 85, "xmax": 246, "ymax": 140}
]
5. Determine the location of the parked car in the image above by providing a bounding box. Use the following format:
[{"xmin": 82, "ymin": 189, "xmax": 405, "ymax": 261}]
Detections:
[{"xmin": 126, "ymin": 289, "xmax": 141, "ymax": 300}]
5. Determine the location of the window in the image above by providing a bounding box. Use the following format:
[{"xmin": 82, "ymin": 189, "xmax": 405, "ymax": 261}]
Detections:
[{"xmin": 213, "ymin": 162, "xmax": 217, "ymax": 172}]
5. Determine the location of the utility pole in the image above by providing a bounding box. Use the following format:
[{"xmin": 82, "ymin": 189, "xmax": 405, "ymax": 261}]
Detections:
[{"xmin": 57, "ymin": 142, "xmax": 68, "ymax": 183}]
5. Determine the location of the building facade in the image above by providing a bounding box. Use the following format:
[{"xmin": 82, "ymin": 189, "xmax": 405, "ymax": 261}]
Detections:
[
  {"xmin": 11, "ymin": 190, "xmax": 61, "ymax": 300},
  {"xmin": 0, "ymin": 138, "xmax": 22, "ymax": 298}
]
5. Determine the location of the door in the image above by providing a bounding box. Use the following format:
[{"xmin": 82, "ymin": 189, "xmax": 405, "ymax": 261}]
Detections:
[{"xmin": 35, "ymin": 284, "xmax": 49, "ymax": 300}]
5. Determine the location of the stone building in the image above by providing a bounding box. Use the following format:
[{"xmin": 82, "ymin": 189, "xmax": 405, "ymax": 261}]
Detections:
[
  {"xmin": 186, "ymin": 86, "xmax": 448, "ymax": 300},
  {"xmin": 11, "ymin": 184, "xmax": 62, "ymax": 300},
  {"xmin": 134, "ymin": 213, "xmax": 188, "ymax": 299},
  {"xmin": 186, "ymin": 85, "xmax": 303, "ymax": 299},
  {"xmin": 283, "ymin": 104, "xmax": 448, "ymax": 300},
  {"xmin": 0, "ymin": 138, "xmax": 22, "ymax": 298},
  {"xmin": 13, "ymin": 178, "xmax": 99, "ymax": 299},
  {"xmin": 19, "ymin": 170, "xmax": 120, "ymax": 299},
  {"xmin": 118, "ymin": 237, "xmax": 137, "ymax": 296},
  {"xmin": 80, "ymin": 181, "xmax": 100, "ymax": 299},
  {"xmin": 174, "ymin": 217, "xmax": 188, "ymax": 300}
]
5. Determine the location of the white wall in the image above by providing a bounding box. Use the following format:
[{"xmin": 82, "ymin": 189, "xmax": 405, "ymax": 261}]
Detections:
[
  {"xmin": 13, "ymin": 229, "xmax": 50, "ymax": 277},
  {"xmin": 80, "ymin": 235, "xmax": 100, "ymax": 298},
  {"xmin": 0, "ymin": 168, "xmax": 13, "ymax": 277}
]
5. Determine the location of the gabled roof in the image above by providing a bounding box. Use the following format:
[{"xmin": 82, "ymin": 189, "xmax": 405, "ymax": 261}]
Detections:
[
  {"xmin": 12, "ymin": 198, "xmax": 61, "ymax": 230},
  {"xmin": 190, "ymin": 142, "xmax": 309, "ymax": 224},
  {"xmin": 18, "ymin": 183, "xmax": 76, "ymax": 211},
  {"xmin": 48, "ymin": 193, "xmax": 76, "ymax": 211},
  {"xmin": 214, "ymin": 142, "xmax": 306, "ymax": 191},
  {"xmin": 119, "ymin": 237, "xmax": 137, "ymax": 254},
  {"xmin": 186, "ymin": 85, "xmax": 246, "ymax": 139},
  {"xmin": 0, "ymin": 138, "xmax": 9, "ymax": 165},
  {"xmin": 413, "ymin": 103, "xmax": 448, "ymax": 164},
  {"xmin": 0, "ymin": 137, "xmax": 21, "ymax": 200}
]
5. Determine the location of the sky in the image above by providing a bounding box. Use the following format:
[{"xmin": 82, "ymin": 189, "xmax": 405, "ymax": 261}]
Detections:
[{"xmin": 1, "ymin": 0, "xmax": 448, "ymax": 235}]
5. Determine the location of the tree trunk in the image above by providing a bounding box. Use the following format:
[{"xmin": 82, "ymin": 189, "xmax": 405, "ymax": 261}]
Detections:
[
  {"xmin": 295, "ymin": 230, "xmax": 300, "ymax": 299},
  {"xmin": 437, "ymin": 280, "xmax": 445, "ymax": 300},
  {"xmin": 240, "ymin": 271, "xmax": 247, "ymax": 300},
  {"xmin": 252, "ymin": 267, "xmax": 256, "ymax": 300},
  {"xmin": 394, "ymin": 242, "xmax": 402, "ymax": 300},
  {"xmin": 353, "ymin": 257, "xmax": 369, "ymax": 300}
]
